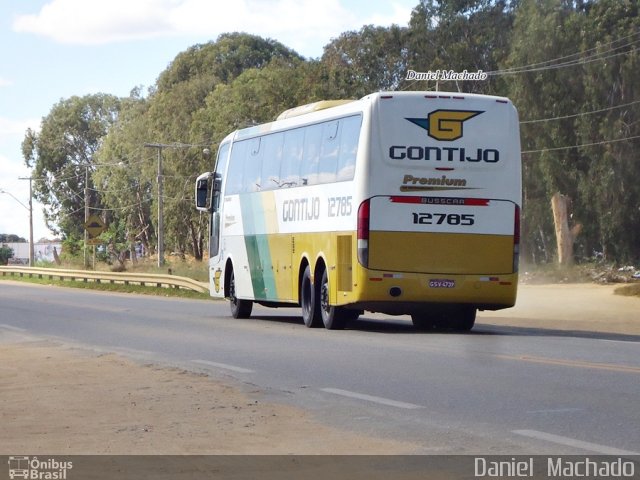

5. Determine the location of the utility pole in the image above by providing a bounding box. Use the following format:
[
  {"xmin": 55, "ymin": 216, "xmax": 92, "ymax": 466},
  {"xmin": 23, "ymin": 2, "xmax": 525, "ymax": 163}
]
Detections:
[
  {"xmin": 84, "ymin": 165, "xmax": 89, "ymax": 268},
  {"xmin": 143, "ymin": 142, "xmax": 209, "ymax": 268},
  {"xmin": 144, "ymin": 143, "xmax": 165, "ymax": 267},
  {"xmin": 18, "ymin": 177, "xmax": 35, "ymax": 267}
]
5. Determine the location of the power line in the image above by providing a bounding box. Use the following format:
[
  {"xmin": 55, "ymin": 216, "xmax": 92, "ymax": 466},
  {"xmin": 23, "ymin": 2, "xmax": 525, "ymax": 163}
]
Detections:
[
  {"xmin": 493, "ymin": 47, "xmax": 636, "ymax": 76},
  {"xmin": 521, "ymin": 99, "xmax": 640, "ymax": 124},
  {"xmin": 88, "ymin": 199, "xmax": 152, "ymax": 212},
  {"xmin": 488, "ymin": 30, "xmax": 640, "ymax": 76},
  {"xmin": 522, "ymin": 134, "xmax": 640, "ymax": 155}
]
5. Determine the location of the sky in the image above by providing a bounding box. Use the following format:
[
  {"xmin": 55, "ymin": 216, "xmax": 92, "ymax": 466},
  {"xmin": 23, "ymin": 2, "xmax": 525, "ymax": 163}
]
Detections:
[{"xmin": 0, "ymin": 0, "xmax": 416, "ymax": 241}]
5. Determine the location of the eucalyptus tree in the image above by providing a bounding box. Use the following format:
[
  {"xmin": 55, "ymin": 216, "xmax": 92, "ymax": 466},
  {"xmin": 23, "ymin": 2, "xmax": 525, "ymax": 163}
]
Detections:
[
  {"xmin": 575, "ymin": 0, "xmax": 640, "ymax": 262},
  {"xmin": 406, "ymin": 0, "xmax": 517, "ymax": 95},
  {"xmin": 94, "ymin": 33, "xmax": 305, "ymax": 261},
  {"xmin": 22, "ymin": 93, "xmax": 121, "ymax": 239},
  {"xmin": 320, "ymin": 24, "xmax": 410, "ymax": 98},
  {"xmin": 93, "ymin": 89, "xmax": 154, "ymax": 258},
  {"xmin": 502, "ymin": 0, "xmax": 588, "ymax": 263}
]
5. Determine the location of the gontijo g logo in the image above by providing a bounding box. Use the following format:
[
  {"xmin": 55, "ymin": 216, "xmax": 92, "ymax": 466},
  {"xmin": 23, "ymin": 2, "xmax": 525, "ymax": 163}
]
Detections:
[{"xmin": 406, "ymin": 110, "xmax": 483, "ymax": 141}]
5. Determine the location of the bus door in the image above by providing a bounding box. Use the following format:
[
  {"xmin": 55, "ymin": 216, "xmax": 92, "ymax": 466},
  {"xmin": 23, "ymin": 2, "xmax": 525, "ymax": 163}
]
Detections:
[{"xmin": 195, "ymin": 143, "xmax": 230, "ymax": 298}]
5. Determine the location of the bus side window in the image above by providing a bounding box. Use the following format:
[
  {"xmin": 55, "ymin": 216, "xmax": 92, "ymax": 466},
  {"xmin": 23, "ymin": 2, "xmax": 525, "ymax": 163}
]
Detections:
[
  {"xmin": 246, "ymin": 137, "xmax": 263, "ymax": 192},
  {"xmin": 225, "ymin": 141, "xmax": 249, "ymax": 195},
  {"xmin": 300, "ymin": 123, "xmax": 323, "ymax": 186},
  {"xmin": 318, "ymin": 120, "xmax": 339, "ymax": 184},
  {"xmin": 336, "ymin": 115, "xmax": 361, "ymax": 181},
  {"xmin": 280, "ymin": 128, "xmax": 303, "ymax": 188},
  {"xmin": 261, "ymin": 132, "xmax": 284, "ymax": 190}
]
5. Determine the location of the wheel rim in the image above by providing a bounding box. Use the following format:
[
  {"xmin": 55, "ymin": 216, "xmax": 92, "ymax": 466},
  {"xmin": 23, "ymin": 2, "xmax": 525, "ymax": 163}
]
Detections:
[
  {"xmin": 321, "ymin": 276, "xmax": 330, "ymax": 315},
  {"xmin": 230, "ymin": 272, "xmax": 238, "ymax": 306}
]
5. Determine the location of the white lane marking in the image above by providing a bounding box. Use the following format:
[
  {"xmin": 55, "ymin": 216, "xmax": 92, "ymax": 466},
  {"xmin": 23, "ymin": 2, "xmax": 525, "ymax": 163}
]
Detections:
[
  {"xmin": 0, "ymin": 324, "xmax": 27, "ymax": 332},
  {"xmin": 527, "ymin": 408, "xmax": 584, "ymax": 414},
  {"xmin": 513, "ymin": 429, "xmax": 640, "ymax": 456},
  {"xmin": 321, "ymin": 388, "xmax": 424, "ymax": 410},
  {"xmin": 192, "ymin": 359, "xmax": 254, "ymax": 374},
  {"xmin": 599, "ymin": 339, "xmax": 640, "ymax": 346}
]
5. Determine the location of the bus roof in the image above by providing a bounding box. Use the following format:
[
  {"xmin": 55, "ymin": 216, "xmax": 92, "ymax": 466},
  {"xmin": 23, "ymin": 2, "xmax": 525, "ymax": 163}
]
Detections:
[
  {"xmin": 223, "ymin": 91, "xmax": 513, "ymax": 144},
  {"xmin": 276, "ymin": 100, "xmax": 356, "ymax": 120}
]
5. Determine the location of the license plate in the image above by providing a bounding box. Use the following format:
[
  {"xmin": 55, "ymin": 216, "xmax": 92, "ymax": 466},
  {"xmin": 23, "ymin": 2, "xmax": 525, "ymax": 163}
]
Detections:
[{"xmin": 429, "ymin": 279, "xmax": 456, "ymax": 288}]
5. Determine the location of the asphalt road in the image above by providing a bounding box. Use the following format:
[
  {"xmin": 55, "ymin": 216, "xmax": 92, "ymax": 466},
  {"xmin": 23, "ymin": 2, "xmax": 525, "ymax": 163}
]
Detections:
[{"xmin": 1, "ymin": 281, "xmax": 639, "ymax": 455}]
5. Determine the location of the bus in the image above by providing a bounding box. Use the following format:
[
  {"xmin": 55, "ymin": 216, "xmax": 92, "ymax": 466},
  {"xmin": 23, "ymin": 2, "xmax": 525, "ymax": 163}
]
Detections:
[{"xmin": 195, "ymin": 91, "xmax": 521, "ymax": 331}]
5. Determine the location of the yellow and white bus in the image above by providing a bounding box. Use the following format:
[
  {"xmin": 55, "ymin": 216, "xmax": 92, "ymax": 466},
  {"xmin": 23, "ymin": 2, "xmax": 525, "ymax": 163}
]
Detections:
[{"xmin": 196, "ymin": 91, "xmax": 521, "ymax": 331}]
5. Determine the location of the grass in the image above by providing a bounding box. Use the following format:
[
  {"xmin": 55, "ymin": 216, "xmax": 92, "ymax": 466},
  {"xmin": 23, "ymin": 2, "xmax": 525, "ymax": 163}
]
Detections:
[
  {"xmin": 34, "ymin": 254, "xmax": 209, "ymax": 281},
  {"xmin": 2, "ymin": 255, "xmax": 214, "ymax": 300},
  {"xmin": 1, "ymin": 273, "xmax": 215, "ymax": 300}
]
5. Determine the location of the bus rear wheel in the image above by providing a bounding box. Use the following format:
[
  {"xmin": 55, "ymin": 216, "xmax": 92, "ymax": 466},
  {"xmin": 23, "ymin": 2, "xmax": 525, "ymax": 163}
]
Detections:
[
  {"xmin": 301, "ymin": 265, "xmax": 322, "ymax": 328},
  {"xmin": 411, "ymin": 314, "xmax": 436, "ymax": 331},
  {"xmin": 320, "ymin": 269, "xmax": 357, "ymax": 330},
  {"xmin": 411, "ymin": 306, "xmax": 476, "ymax": 332},
  {"xmin": 451, "ymin": 306, "xmax": 476, "ymax": 332},
  {"xmin": 229, "ymin": 268, "xmax": 252, "ymax": 319}
]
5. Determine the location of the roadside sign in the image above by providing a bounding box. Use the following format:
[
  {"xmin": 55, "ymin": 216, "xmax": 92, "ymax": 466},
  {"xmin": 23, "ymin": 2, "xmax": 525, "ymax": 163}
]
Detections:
[{"xmin": 84, "ymin": 214, "xmax": 106, "ymax": 239}]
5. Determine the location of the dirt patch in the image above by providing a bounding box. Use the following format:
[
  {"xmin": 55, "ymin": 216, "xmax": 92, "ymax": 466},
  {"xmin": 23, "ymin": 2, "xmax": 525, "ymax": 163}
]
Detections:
[
  {"xmin": 479, "ymin": 283, "xmax": 640, "ymax": 335},
  {"xmin": 0, "ymin": 339, "xmax": 415, "ymax": 455}
]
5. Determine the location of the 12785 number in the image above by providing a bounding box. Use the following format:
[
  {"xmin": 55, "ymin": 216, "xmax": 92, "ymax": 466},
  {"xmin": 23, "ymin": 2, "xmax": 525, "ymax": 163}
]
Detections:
[{"xmin": 412, "ymin": 212, "xmax": 475, "ymax": 226}]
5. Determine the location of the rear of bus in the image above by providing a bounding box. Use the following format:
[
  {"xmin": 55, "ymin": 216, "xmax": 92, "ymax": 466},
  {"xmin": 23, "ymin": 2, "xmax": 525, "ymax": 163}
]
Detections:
[{"xmin": 354, "ymin": 91, "xmax": 521, "ymax": 330}]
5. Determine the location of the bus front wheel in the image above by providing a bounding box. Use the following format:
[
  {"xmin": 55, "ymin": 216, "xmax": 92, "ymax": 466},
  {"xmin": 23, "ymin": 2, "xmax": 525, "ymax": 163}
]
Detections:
[{"xmin": 229, "ymin": 268, "xmax": 253, "ymax": 319}]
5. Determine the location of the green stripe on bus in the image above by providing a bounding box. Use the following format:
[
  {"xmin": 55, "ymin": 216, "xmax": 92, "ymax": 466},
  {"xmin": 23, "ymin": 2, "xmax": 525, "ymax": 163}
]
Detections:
[{"xmin": 240, "ymin": 194, "xmax": 277, "ymax": 300}]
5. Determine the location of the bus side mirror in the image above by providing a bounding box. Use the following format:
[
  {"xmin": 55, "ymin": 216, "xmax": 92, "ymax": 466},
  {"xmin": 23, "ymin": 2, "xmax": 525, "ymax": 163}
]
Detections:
[
  {"xmin": 195, "ymin": 172, "xmax": 213, "ymax": 212},
  {"xmin": 195, "ymin": 172, "xmax": 223, "ymax": 212}
]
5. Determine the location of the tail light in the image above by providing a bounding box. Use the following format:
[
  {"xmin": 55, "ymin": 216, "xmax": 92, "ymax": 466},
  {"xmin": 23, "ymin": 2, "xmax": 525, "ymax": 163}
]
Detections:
[{"xmin": 357, "ymin": 199, "xmax": 370, "ymax": 267}]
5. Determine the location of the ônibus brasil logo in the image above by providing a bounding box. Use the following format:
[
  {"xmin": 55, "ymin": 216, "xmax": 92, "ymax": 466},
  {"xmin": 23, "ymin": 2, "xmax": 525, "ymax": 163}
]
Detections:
[
  {"xmin": 406, "ymin": 109, "xmax": 483, "ymax": 141},
  {"xmin": 8, "ymin": 456, "xmax": 73, "ymax": 479}
]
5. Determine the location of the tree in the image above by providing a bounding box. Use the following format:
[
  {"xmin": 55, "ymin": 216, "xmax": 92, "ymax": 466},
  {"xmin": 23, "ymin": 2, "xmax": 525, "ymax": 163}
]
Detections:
[
  {"xmin": 147, "ymin": 34, "xmax": 302, "ymax": 260},
  {"xmin": 156, "ymin": 32, "xmax": 303, "ymax": 91},
  {"xmin": 504, "ymin": 0, "xmax": 586, "ymax": 264},
  {"xmin": 96, "ymin": 33, "xmax": 305, "ymax": 261},
  {"xmin": 507, "ymin": 0, "xmax": 640, "ymax": 265},
  {"xmin": 320, "ymin": 24, "xmax": 410, "ymax": 98},
  {"xmin": 22, "ymin": 94, "xmax": 121, "ymax": 238},
  {"xmin": 93, "ymin": 90, "xmax": 154, "ymax": 258},
  {"xmin": 407, "ymin": 0, "xmax": 517, "ymax": 94},
  {"xmin": 0, "ymin": 245, "xmax": 14, "ymax": 265},
  {"xmin": 0, "ymin": 234, "xmax": 27, "ymax": 243},
  {"xmin": 575, "ymin": 0, "xmax": 640, "ymax": 263}
]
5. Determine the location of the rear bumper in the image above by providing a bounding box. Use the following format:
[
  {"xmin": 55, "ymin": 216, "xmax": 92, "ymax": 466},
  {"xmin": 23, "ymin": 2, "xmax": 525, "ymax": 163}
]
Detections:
[{"xmin": 342, "ymin": 269, "xmax": 517, "ymax": 315}]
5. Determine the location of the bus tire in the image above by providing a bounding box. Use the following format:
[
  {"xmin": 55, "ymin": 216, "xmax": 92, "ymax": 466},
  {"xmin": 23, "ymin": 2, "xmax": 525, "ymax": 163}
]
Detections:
[
  {"xmin": 319, "ymin": 269, "xmax": 352, "ymax": 330},
  {"xmin": 301, "ymin": 265, "xmax": 322, "ymax": 328},
  {"xmin": 229, "ymin": 268, "xmax": 252, "ymax": 319},
  {"xmin": 452, "ymin": 306, "xmax": 476, "ymax": 332},
  {"xmin": 411, "ymin": 314, "xmax": 436, "ymax": 331}
]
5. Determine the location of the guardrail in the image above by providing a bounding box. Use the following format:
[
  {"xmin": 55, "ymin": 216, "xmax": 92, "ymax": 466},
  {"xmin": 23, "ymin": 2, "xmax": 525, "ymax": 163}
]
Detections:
[{"xmin": 0, "ymin": 266, "xmax": 210, "ymax": 294}]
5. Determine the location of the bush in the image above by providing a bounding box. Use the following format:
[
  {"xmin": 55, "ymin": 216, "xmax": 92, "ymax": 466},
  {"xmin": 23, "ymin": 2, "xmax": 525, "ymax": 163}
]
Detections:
[{"xmin": 0, "ymin": 245, "xmax": 14, "ymax": 265}]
